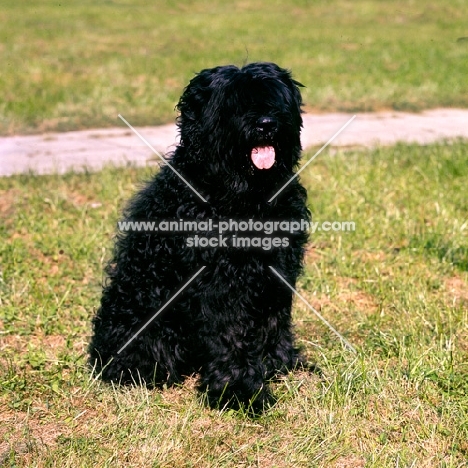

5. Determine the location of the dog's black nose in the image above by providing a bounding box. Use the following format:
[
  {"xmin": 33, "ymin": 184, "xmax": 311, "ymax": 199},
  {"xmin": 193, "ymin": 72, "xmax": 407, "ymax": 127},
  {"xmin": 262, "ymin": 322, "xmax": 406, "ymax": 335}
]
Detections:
[{"xmin": 256, "ymin": 117, "xmax": 278, "ymax": 133}]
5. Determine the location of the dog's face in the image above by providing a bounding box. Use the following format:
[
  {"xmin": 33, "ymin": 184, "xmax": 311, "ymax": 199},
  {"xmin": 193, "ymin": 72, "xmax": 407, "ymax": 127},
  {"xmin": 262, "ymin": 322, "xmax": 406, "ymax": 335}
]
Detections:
[{"xmin": 176, "ymin": 62, "xmax": 303, "ymax": 182}]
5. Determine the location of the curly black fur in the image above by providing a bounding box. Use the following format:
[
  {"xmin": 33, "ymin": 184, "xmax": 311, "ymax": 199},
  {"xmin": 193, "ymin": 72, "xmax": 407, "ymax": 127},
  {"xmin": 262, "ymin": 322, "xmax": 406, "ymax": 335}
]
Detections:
[{"xmin": 89, "ymin": 62, "xmax": 311, "ymax": 412}]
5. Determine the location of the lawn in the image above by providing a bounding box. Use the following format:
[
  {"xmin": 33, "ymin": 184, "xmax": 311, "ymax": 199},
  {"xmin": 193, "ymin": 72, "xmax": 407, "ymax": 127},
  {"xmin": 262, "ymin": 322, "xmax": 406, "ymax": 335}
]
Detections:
[
  {"xmin": 1, "ymin": 0, "xmax": 468, "ymax": 465},
  {"xmin": 1, "ymin": 141, "xmax": 467, "ymax": 466},
  {"xmin": 1, "ymin": 0, "xmax": 468, "ymax": 135}
]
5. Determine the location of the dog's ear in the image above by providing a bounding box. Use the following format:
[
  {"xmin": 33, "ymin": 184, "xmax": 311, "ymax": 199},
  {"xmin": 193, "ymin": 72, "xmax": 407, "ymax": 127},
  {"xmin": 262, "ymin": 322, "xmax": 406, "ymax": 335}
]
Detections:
[
  {"xmin": 271, "ymin": 63, "xmax": 304, "ymax": 115},
  {"xmin": 282, "ymin": 71, "xmax": 304, "ymax": 118},
  {"xmin": 175, "ymin": 69, "xmax": 220, "ymax": 146},
  {"xmin": 176, "ymin": 68, "xmax": 216, "ymax": 123},
  {"xmin": 176, "ymin": 66, "xmax": 240, "ymax": 146},
  {"xmin": 176, "ymin": 66, "xmax": 238, "ymax": 122},
  {"xmin": 288, "ymin": 78, "xmax": 304, "ymax": 119},
  {"xmin": 279, "ymin": 68, "xmax": 304, "ymax": 125}
]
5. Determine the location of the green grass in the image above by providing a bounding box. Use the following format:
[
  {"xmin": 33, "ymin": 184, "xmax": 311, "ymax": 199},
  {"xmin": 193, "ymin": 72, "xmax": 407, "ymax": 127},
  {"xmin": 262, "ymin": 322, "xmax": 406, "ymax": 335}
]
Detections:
[
  {"xmin": 1, "ymin": 0, "xmax": 468, "ymax": 135},
  {"xmin": 1, "ymin": 141, "xmax": 467, "ymax": 466}
]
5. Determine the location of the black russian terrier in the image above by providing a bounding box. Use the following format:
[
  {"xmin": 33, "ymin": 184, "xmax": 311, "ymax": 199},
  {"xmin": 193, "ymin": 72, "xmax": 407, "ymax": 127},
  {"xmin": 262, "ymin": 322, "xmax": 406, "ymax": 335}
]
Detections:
[{"xmin": 89, "ymin": 62, "xmax": 311, "ymax": 412}]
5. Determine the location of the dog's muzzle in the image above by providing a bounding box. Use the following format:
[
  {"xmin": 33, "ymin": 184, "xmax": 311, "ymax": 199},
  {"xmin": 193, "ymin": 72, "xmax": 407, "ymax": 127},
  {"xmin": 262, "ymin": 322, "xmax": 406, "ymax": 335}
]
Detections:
[{"xmin": 251, "ymin": 117, "xmax": 278, "ymax": 170}]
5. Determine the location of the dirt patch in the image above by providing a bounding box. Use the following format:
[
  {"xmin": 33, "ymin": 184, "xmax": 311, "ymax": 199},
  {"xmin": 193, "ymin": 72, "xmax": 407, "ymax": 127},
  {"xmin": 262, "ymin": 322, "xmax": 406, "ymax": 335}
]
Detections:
[
  {"xmin": 65, "ymin": 190, "xmax": 102, "ymax": 209},
  {"xmin": 333, "ymin": 456, "xmax": 366, "ymax": 468},
  {"xmin": 0, "ymin": 333, "xmax": 84, "ymax": 361},
  {"xmin": 334, "ymin": 277, "xmax": 379, "ymax": 316},
  {"xmin": 352, "ymin": 249, "xmax": 388, "ymax": 263},
  {"xmin": 296, "ymin": 276, "xmax": 379, "ymax": 317},
  {"xmin": 444, "ymin": 276, "xmax": 468, "ymax": 303},
  {"xmin": 0, "ymin": 410, "xmax": 69, "ymax": 465},
  {"xmin": 0, "ymin": 188, "xmax": 21, "ymax": 219},
  {"xmin": 304, "ymin": 244, "xmax": 326, "ymax": 262}
]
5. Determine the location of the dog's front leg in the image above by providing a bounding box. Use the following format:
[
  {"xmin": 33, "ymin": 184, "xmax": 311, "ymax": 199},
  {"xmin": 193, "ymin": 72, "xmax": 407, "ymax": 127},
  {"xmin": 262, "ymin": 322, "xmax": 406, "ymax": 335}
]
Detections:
[{"xmin": 196, "ymin": 314, "xmax": 274, "ymax": 412}]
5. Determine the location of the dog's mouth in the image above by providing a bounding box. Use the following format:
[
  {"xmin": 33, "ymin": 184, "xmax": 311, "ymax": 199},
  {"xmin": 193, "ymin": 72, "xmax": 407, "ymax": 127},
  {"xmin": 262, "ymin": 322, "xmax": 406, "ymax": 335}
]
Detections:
[{"xmin": 251, "ymin": 146, "xmax": 275, "ymax": 170}]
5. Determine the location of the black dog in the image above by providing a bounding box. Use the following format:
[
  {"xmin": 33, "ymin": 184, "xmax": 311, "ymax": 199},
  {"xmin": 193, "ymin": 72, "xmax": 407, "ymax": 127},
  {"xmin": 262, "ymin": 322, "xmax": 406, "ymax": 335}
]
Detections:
[{"xmin": 89, "ymin": 62, "xmax": 311, "ymax": 412}]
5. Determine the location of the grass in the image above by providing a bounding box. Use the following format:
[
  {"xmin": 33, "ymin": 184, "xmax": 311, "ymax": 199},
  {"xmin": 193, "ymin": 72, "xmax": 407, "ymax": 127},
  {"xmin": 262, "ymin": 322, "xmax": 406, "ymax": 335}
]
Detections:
[
  {"xmin": 1, "ymin": 141, "xmax": 467, "ymax": 466},
  {"xmin": 1, "ymin": 0, "xmax": 468, "ymax": 135}
]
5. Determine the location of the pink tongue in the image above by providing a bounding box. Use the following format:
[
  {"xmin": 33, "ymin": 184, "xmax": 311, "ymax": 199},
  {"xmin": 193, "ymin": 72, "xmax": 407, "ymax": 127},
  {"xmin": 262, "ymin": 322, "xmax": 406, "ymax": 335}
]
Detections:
[{"xmin": 251, "ymin": 146, "xmax": 275, "ymax": 169}]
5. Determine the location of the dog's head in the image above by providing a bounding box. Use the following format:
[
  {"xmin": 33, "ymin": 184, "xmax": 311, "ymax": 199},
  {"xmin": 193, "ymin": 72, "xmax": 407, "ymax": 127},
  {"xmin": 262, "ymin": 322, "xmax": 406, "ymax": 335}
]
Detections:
[{"xmin": 175, "ymin": 62, "xmax": 303, "ymax": 182}]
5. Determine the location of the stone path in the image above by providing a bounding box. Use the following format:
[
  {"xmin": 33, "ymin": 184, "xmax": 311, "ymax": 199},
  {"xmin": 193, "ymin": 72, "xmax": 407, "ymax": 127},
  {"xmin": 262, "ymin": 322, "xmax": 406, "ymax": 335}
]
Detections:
[{"xmin": 1, "ymin": 109, "xmax": 467, "ymax": 177}]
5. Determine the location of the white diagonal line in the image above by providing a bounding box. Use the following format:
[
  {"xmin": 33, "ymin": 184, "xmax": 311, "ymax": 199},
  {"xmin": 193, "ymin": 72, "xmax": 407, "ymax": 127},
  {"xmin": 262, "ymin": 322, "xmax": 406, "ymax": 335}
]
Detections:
[
  {"xmin": 269, "ymin": 266, "xmax": 356, "ymax": 353},
  {"xmin": 117, "ymin": 266, "xmax": 206, "ymax": 354},
  {"xmin": 118, "ymin": 114, "xmax": 208, "ymax": 203},
  {"xmin": 268, "ymin": 115, "xmax": 356, "ymax": 202}
]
